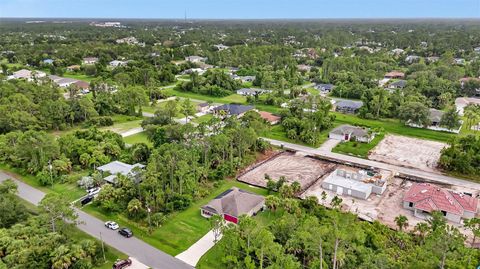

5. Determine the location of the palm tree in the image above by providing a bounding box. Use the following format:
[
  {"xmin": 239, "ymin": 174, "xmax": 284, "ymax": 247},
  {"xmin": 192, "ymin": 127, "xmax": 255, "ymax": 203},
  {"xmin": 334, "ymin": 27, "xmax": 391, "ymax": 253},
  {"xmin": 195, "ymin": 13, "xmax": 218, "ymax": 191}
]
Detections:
[
  {"xmin": 265, "ymin": 195, "xmax": 280, "ymax": 212},
  {"xmin": 395, "ymin": 215, "xmax": 409, "ymax": 231},
  {"xmin": 414, "ymin": 222, "xmax": 429, "ymax": 244}
]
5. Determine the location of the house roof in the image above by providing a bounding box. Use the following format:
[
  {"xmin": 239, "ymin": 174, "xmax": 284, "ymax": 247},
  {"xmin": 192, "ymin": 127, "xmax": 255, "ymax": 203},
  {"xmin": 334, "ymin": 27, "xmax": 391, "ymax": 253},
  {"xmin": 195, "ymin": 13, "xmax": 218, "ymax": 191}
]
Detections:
[
  {"xmin": 237, "ymin": 88, "xmax": 268, "ymax": 94},
  {"xmin": 404, "ymin": 183, "xmax": 478, "ymax": 215},
  {"xmin": 429, "ymin": 108, "xmax": 444, "ymax": 123},
  {"xmin": 385, "ymin": 71, "xmax": 405, "ymax": 78},
  {"xmin": 213, "ymin": 104, "xmax": 254, "ymax": 115},
  {"xmin": 74, "ymin": 80, "xmax": 90, "ymax": 89},
  {"xmin": 330, "ymin": 124, "xmax": 369, "ymax": 138},
  {"xmin": 97, "ymin": 161, "xmax": 145, "ymax": 176},
  {"xmin": 258, "ymin": 111, "xmax": 281, "ymax": 123},
  {"xmin": 315, "ymin": 83, "xmax": 335, "ymax": 90},
  {"xmin": 336, "ymin": 100, "xmax": 363, "ymax": 110},
  {"xmin": 13, "ymin": 69, "xmax": 32, "ymax": 78},
  {"xmin": 389, "ymin": 80, "xmax": 407, "ymax": 88},
  {"xmin": 201, "ymin": 187, "xmax": 264, "ymax": 218},
  {"xmin": 83, "ymin": 57, "xmax": 98, "ymax": 62}
]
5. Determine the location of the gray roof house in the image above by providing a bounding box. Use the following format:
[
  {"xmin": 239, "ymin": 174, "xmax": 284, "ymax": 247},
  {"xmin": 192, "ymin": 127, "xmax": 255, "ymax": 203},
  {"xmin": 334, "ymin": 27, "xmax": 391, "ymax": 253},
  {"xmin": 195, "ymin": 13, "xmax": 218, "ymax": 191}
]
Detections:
[
  {"xmin": 315, "ymin": 83, "xmax": 335, "ymax": 92},
  {"xmin": 329, "ymin": 124, "xmax": 374, "ymax": 143},
  {"xmin": 335, "ymin": 100, "xmax": 363, "ymax": 114},
  {"xmin": 97, "ymin": 161, "xmax": 145, "ymax": 184},
  {"xmin": 213, "ymin": 104, "xmax": 254, "ymax": 117},
  {"xmin": 200, "ymin": 187, "xmax": 265, "ymax": 224},
  {"xmin": 388, "ymin": 80, "xmax": 407, "ymax": 89},
  {"xmin": 236, "ymin": 88, "xmax": 269, "ymax": 96},
  {"xmin": 429, "ymin": 108, "xmax": 444, "ymax": 126}
]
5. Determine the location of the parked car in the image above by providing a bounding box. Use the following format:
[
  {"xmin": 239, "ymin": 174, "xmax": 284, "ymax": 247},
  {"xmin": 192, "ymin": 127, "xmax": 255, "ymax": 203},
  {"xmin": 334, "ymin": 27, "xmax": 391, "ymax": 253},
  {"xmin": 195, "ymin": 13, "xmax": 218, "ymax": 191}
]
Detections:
[
  {"xmin": 80, "ymin": 196, "xmax": 93, "ymax": 206},
  {"xmin": 105, "ymin": 221, "xmax": 119, "ymax": 230},
  {"xmin": 87, "ymin": 187, "xmax": 101, "ymax": 196},
  {"xmin": 118, "ymin": 228, "xmax": 133, "ymax": 238},
  {"xmin": 112, "ymin": 258, "xmax": 132, "ymax": 269}
]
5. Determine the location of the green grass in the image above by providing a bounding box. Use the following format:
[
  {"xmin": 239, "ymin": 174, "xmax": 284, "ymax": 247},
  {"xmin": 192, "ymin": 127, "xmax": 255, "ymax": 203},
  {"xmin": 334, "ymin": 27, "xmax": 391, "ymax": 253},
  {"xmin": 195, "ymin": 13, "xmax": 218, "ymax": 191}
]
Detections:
[
  {"xmin": 0, "ymin": 164, "xmax": 86, "ymax": 202},
  {"xmin": 197, "ymin": 210, "xmax": 283, "ymax": 269},
  {"xmin": 124, "ymin": 132, "xmax": 152, "ymax": 146},
  {"xmin": 192, "ymin": 114, "xmax": 214, "ymax": 124},
  {"xmin": 332, "ymin": 133, "xmax": 385, "ymax": 158},
  {"xmin": 62, "ymin": 72, "xmax": 95, "ymax": 82},
  {"xmin": 100, "ymin": 116, "xmax": 144, "ymax": 134},
  {"xmin": 163, "ymin": 88, "xmax": 247, "ymax": 104},
  {"xmin": 83, "ymin": 180, "xmax": 268, "ymax": 256},
  {"xmin": 332, "ymin": 112, "xmax": 457, "ymax": 143}
]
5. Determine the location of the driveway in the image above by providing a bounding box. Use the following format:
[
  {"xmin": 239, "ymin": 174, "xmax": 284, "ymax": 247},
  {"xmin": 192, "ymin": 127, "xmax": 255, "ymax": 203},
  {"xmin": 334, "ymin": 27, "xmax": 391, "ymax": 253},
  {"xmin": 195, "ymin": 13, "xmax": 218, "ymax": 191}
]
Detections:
[
  {"xmin": 121, "ymin": 127, "xmax": 144, "ymax": 137},
  {"xmin": 176, "ymin": 229, "xmax": 221, "ymax": 267},
  {"xmin": 317, "ymin": 138, "xmax": 341, "ymax": 152},
  {"xmin": 0, "ymin": 171, "xmax": 193, "ymax": 269}
]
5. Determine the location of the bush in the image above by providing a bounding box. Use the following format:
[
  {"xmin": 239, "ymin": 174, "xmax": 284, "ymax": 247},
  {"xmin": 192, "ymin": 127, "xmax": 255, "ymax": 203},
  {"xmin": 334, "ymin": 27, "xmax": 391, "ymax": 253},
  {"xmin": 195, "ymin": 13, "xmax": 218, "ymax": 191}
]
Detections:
[{"xmin": 85, "ymin": 116, "xmax": 114, "ymax": 127}]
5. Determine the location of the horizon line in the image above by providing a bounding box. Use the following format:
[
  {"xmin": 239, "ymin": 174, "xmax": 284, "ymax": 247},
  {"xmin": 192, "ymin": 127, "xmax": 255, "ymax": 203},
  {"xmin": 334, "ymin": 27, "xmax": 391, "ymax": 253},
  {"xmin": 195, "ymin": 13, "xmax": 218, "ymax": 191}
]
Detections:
[{"xmin": 1, "ymin": 17, "xmax": 479, "ymax": 21}]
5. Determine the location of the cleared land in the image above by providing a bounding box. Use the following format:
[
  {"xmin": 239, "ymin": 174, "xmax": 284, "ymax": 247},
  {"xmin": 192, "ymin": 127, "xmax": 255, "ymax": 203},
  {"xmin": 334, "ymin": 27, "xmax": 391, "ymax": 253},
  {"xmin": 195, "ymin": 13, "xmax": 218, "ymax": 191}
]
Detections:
[
  {"xmin": 368, "ymin": 135, "xmax": 447, "ymax": 172},
  {"xmin": 238, "ymin": 152, "xmax": 336, "ymax": 190}
]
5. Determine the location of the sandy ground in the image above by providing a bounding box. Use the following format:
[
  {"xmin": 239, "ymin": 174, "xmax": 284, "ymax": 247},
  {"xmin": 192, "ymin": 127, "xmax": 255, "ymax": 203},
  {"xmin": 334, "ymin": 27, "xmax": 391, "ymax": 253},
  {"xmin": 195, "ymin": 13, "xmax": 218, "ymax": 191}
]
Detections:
[
  {"xmin": 238, "ymin": 152, "xmax": 336, "ymax": 190},
  {"xmin": 368, "ymin": 135, "xmax": 447, "ymax": 172}
]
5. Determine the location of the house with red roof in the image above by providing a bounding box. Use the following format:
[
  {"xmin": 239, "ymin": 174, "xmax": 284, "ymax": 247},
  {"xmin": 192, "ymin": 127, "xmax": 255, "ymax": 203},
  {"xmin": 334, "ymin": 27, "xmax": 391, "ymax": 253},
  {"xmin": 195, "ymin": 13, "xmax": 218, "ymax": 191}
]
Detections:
[{"xmin": 403, "ymin": 183, "xmax": 478, "ymax": 223}]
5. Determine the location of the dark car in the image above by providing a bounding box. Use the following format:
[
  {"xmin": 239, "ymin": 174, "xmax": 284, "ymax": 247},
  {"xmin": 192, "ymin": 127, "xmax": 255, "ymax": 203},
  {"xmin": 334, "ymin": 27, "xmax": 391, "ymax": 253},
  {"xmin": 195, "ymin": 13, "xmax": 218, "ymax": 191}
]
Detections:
[
  {"xmin": 112, "ymin": 258, "xmax": 132, "ymax": 269},
  {"xmin": 80, "ymin": 196, "xmax": 93, "ymax": 206},
  {"xmin": 118, "ymin": 228, "xmax": 133, "ymax": 238}
]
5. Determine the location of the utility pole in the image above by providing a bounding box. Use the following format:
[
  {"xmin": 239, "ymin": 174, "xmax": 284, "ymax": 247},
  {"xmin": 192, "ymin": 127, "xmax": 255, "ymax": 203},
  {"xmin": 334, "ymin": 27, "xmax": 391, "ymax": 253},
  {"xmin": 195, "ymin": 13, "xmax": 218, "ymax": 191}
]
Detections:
[
  {"xmin": 99, "ymin": 232, "xmax": 106, "ymax": 263},
  {"xmin": 147, "ymin": 206, "xmax": 152, "ymax": 234}
]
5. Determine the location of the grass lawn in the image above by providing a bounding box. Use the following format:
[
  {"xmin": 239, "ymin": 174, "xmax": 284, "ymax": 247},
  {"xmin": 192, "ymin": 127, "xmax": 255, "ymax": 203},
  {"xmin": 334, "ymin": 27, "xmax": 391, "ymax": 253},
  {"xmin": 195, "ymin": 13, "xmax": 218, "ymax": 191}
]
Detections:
[
  {"xmin": 124, "ymin": 132, "xmax": 152, "ymax": 146},
  {"xmin": 192, "ymin": 114, "xmax": 214, "ymax": 124},
  {"xmin": 83, "ymin": 180, "xmax": 269, "ymax": 256},
  {"xmin": 163, "ymin": 88, "xmax": 247, "ymax": 104},
  {"xmin": 262, "ymin": 124, "xmax": 336, "ymax": 148},
  {"xmin": 197, "ymin": 210, "xmax": 283, "ymax": 269},
  {"xmin": 62, "ymin": 72, "xmax": 95, "ymax": 82},
  {"xmin": 0, "ymin": 163, "xmax": 86, "ymax": 202},
  {"xmin": 100, "ymin": 115, "xmax": 144, "ymax": 134},
  {"xmin": 332, "ymin": 133, "xmax": 385, "ymax": 158},
  {"xmin": 333, "ymin": 112, "xmax": 457, "ymax": 143}
]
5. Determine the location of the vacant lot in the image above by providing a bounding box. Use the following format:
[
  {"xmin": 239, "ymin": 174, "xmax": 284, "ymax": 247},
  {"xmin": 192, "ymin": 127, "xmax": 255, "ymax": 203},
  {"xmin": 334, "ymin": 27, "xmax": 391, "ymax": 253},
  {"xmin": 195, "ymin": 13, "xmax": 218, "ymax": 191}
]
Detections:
[
  {"xmin": 368, "ymin": 135, "xmax": 447, "ymax": 172},
  {"xmin": 238, "ymin": 152, "xmax": 336, "ymax": 190}
]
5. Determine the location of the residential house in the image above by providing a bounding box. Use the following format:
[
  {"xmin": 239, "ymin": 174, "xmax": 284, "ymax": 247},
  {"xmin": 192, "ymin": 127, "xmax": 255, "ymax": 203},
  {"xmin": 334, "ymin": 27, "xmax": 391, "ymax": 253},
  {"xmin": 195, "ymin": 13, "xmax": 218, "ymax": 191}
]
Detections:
[
  {"xmin": 405, "ymin": 55, "xmax": 421, "ymax": 63},
  {"xmin": 314, "ymin": 83, "xmax": 335, "ymax": 93},
  {"xmin": 321, "ymin": 168, "xmax": 389, "ymax": 200},
  {"xmin": 73, "ymin": 80, "xmax": 90, "ymax": 93},
  {"xmin": 329, "ymin": 124, "xmax": 374, "ymax": 143},
  {"xmin": 384, "ymin": 71, "xmax": 405, "ymax": 79},
  {"xmin": 403, "ymin": 183, "xmax": 478, "ymax": 224},
  {"xmin": 7, "ymin": 69, "xmax": 46, "ymax": 81},
  {"xmin": 66, "ymin": 65, "xmax": 81, "ymax": 71},
  {"xmin": 43, "ymin": 59, "xmax": 54, "ymax": 64},
  {"xmin": 407, "ymin": 108, "xmax": 462, "ymax": 133},
  {"xmin": 236, "ymin": 88, "xmax": 270, "ymax": 96},
  {"xmin": 474, "ymin": 47, "xmax": 480, "ymax": 54},
  {"xmin": 391, "ymin": 48, "xmax": 405, "ymax": 55},
  {"xmin": 197, "ymin": 102, "xmax": 211, "ymax": 113},
  {"xmin": 185, "ymin": 56, "xmax": 207, "ymax": 63},
  {"xmin": 258, "ymin": 111, "xmax": 281, "ymax": 125},
  {"xmin": 181, "ymin": 68, "xmax": 206, "ymax": 75},
  {"xmin": 116, "ymin": 36, "xmax": 140, "ymax": 45},
  {"xmin": 428, "ymin": 108, "xmax": 444, "ymax": 127},
  {"xmin": 426, "ymin": 56, "xmax": 440, "ymax": 63},
  {"xmin": 83, "ymin": 57, "xmax": 99, "ymax": 65},
  {"xmin": 214, "ymin": 44, "xmax": 229, "ymax": 51},
  {"xmin": 455, "ymin": 97, "xmax": 480, "ymax": 115},
  {"xmin": 213, "ymin": 104, "xmax": 254, "ymax": 118},
  {"xmin": 231, "ymin": 75, "xmax": 255, "ymax": 83},
  {"xmin": 48, "ymin": 75, "xmax": 78, "ymax": 88},
  {"xmin": 335, "ymin": 100, "xmax": 363, "ymax": 114},
  {"xmin": 387, "ymin": 80, "xmax": 407, "ymax": 90},
  {"xmin": 459, "ymin": 77, "xmax": 480, "ymax": 97},
  {"xmin": 200, "ymin": 187, "xmax": 265, "ymax": 224},
  {"xmin": 297, "ymin": 64, "xmax": 312, "ymax": 72},
  {"xmin": 97, "ymin": 161, "xmax": 145, "ymax": 184},
  {"xmin": 454, "ymin": 58, "xmax": 466, "ymax": 65},
  {"xmin": 109, "ymin": 60, "xmax": 128, "ymax": 67}
]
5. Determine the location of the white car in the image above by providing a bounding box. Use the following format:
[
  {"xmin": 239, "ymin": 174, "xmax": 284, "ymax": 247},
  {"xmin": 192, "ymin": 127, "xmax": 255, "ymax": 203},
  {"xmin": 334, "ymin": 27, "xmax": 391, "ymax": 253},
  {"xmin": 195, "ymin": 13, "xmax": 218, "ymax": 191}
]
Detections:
[
  {"xmin": 105, "ymin": 221, "xmax": 119, "ymax": 230},
  {"xmin": 87, "ymin": 187, "xmax": 101, "ymax": 196}
]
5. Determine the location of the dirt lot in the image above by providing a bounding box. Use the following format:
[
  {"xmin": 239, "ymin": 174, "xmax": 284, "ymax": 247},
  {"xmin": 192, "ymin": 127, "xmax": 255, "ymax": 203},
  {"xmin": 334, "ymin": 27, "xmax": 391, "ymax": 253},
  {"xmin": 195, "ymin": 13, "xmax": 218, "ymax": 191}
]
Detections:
[
  {"xmin": 368, "ymin": 135, "xmax": 447, "ymax": 172},
  {"xmin": 238, "ymin": 152, "xmax": 336, "ymax": 190}
]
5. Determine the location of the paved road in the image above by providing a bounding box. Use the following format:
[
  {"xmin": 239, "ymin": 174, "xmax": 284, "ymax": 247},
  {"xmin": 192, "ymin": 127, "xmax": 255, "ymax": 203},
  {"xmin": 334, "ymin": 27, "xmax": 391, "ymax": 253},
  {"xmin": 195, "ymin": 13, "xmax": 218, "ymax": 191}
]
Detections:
[
  {"xmin": 0, "ymin": 171, "xmax": 193, "ymax": 269},
  {"xmin": 263, "ymin": 137, "xmax": 480, "ymax": 191}
]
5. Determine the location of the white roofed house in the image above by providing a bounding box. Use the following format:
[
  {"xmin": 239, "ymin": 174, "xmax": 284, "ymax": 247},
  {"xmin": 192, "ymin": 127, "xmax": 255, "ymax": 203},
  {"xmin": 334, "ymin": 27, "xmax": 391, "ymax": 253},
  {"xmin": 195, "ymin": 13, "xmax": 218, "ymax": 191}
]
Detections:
[
  {"xmin": 109, "ymin": 60, "xmax": 128, "ymax": 67},
  {"xmin": 7, "ymin": 69, "xmax": 46, "ymax": 81},
  {"xmin": 83, "ymin": 57, "xmax": 99, "ymax": 65},
  {"xmin": 97, "ymin": 161, "xmax": 145, "ymax": 184},
  {"xmin": 185, "ymin": 56, "xmax": 207, "ymax": 63}
]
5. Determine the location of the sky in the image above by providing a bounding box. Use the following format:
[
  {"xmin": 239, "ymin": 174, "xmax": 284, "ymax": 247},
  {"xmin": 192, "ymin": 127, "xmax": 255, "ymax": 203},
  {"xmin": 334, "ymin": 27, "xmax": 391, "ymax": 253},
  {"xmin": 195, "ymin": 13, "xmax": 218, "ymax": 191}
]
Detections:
[{"xmin": 0, "ymin": 0, "xmax": 479, "ymax": 19}]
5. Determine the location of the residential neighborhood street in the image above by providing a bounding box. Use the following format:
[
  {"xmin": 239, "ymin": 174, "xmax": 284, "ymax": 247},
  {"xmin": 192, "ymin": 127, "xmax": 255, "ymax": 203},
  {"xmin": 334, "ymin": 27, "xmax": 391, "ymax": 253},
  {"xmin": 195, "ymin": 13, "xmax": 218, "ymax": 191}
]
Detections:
[
  {"xmin": 0, "ymin": 171, "xmax": 193, "ymax": 269},
  {"xmin": 262, "ymin": 137, "xmax": 480, "ymax": 191}
]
